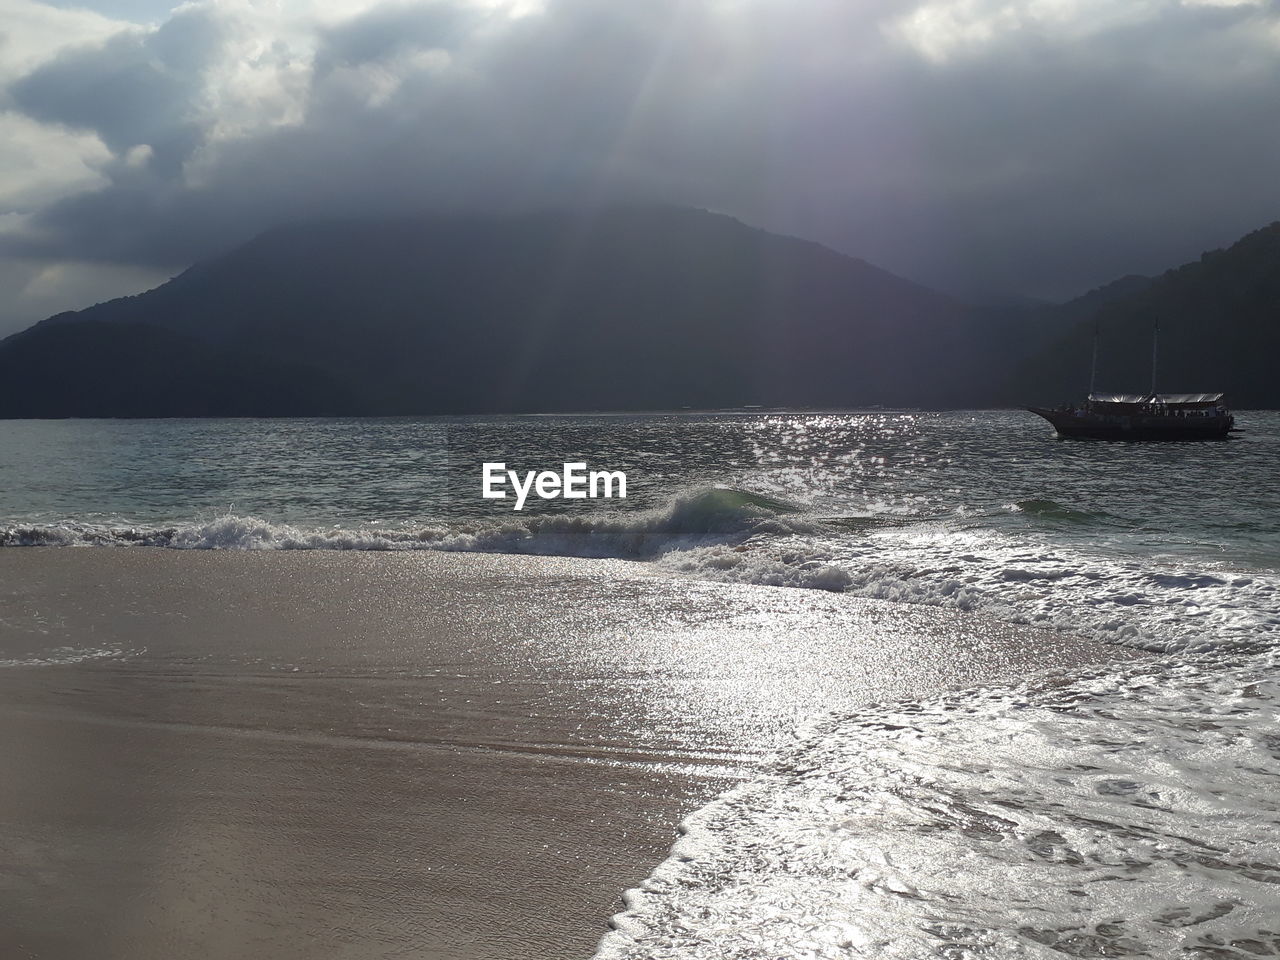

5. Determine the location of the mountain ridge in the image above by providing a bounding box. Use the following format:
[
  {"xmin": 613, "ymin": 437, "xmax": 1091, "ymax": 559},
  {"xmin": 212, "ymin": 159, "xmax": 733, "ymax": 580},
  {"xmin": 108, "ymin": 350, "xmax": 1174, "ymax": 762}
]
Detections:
[
  {"xmin": 1014, "ymin": 221, "xmax": 1280, "ymax": 407},
  {"xmin": 3, "ymin": 207, "xmax": 1279, "ymax": 416},
  {"xmin": 2, "ymin": 206, "xmax": 992, "ymax": 415}
]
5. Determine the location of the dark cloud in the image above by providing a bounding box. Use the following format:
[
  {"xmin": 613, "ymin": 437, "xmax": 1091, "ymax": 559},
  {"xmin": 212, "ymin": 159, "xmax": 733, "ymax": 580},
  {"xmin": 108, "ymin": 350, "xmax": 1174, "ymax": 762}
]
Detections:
[
  {"xmin": 3, "ymin": 0, "xmax": 1280, "ymax": 301},
  {"xmin": 10, "ymin": 5, "xmax": 226, "ymax": 175}
]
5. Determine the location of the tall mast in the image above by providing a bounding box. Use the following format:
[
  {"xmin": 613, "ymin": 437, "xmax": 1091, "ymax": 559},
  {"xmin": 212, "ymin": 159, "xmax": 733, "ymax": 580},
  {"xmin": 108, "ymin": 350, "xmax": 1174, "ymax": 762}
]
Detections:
[
  {"xmin": 1089, "ymin": 318, "xmax": 1099, "ymax": 399},
  {"xmin": 1150, "ymin": 318, "xmax": 1159, "ymax": 397}
]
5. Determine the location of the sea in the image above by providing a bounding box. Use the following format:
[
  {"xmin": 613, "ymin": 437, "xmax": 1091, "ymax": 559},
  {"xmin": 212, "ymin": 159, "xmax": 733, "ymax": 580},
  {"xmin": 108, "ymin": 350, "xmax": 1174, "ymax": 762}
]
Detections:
[{"xmin": 3, "ymin": 410, "xmax": 1278, "ymax": 957}]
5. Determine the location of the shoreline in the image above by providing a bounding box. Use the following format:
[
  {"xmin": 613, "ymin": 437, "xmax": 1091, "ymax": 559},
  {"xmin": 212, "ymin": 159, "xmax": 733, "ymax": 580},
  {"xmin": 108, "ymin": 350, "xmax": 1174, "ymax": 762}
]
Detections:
[{"xmin": 0, "ymin": 548, "xmax": 1145, "ymax": 959}]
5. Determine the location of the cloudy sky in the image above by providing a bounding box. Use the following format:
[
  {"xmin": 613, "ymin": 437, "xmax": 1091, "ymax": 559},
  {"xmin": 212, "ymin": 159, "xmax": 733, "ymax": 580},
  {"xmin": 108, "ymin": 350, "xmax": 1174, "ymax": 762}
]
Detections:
[{"xmin": 1, "ymin": 0, "xmax": 1278, "ymax": 334}]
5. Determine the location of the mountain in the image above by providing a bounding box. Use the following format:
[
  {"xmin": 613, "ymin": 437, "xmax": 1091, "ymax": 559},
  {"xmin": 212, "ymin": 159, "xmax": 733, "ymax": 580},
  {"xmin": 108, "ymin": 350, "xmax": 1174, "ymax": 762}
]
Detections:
[
  {"xmin": 1015, "ymin": 223, "xmax": 1280, "ymax": 407},
  {"xmin": 1058, "ymin": 274, "xmax": 1153, "ymax": 321},
  {"xmin": 0, "ymin": 206, "xmax": 1008, "ymax": 417},
  {"xmin": 0, "ymin": 321, "xmax": 357, "ymax": 418},
  {"xmin": 6, "ymin": 206, "xmax": 1277, "ymax": 418}
]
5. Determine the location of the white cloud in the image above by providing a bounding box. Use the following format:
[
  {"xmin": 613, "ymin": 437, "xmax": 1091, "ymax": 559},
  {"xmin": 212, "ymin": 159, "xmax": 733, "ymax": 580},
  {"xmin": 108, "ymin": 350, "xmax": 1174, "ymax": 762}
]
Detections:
[
  {"xmin": 0, "ymin": 110, "xmax": 110, "ymax": 210},
  {"xmin": 889, "ymin": 0, "xmax": 1176, "ymax": 62},
  {"xmin": 0, "ymin": 0, "xmax": 127, "ymax": 83}
]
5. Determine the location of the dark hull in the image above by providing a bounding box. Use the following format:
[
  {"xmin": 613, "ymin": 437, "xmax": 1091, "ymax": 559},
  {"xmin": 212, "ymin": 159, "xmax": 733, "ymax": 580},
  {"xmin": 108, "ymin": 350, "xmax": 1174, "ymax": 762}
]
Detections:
[{"xmin": 1029, "ymin": 407, "xmax": 1233, "ymax": 441}]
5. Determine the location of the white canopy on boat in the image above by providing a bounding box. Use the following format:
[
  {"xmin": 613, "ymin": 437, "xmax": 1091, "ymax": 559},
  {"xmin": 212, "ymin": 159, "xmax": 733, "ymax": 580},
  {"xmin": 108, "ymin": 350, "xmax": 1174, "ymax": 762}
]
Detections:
[{"xmin": 1089, "ymin": 392, "xmax": 1225, "ymax": 405}]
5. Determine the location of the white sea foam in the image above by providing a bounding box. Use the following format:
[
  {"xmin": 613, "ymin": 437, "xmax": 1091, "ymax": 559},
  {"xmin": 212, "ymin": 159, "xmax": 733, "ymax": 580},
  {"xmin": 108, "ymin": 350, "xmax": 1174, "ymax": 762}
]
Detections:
[
  {"xmin": 655, "ymin": 521, "xmax": 1280, "ymax": 654},
  {"xmin": 598, "ymin": 647, "xmax": 1280, "ymax": 960},
  {"xmin": 0, "ymin": 645, "xmax": 136, "ymax": 668},
  {"xmin": 0, "ymin": 488, "xmax": 816, "ymax": 554},
  {"xmin": 5, "ymin": 487, "xmax": 1277, "ymax": 656}
]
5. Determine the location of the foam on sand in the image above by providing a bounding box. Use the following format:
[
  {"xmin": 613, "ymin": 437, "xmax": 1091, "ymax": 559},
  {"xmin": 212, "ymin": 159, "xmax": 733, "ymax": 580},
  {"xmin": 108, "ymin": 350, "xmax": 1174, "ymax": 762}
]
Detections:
[{"xmin": 599, "ymin": 646, "xmax": 1280, "ymax": 959}]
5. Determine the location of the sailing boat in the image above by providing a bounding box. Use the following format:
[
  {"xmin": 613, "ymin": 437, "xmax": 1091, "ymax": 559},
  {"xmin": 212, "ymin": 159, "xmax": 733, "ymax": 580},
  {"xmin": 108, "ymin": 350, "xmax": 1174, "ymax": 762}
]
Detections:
[{"xmin": 1028, "ymin": 321, "xmax": 1234, "ymax": 440}]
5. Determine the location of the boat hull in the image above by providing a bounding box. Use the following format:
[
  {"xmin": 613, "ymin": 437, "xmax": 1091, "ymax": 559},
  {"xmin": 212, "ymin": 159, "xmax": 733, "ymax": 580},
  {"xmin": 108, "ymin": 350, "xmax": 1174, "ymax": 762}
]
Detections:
[{"xmin": 1028, "ymin": 407, "xmax": 1233, "ymax": 441}]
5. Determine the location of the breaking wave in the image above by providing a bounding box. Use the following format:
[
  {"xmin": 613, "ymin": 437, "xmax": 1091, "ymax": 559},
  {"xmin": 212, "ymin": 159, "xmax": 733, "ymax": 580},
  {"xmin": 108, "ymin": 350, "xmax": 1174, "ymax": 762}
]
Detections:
[
  {"xmin": 658, "ymin": 524, "xmax": 1280, "ymax": 654},
  {"xmin": 5, "ymin": 486, "xmax": 1277, "ymax": 656},
  {"xmin": 0, "ymin": 487, "xmax": 815, "ymax": 557}
]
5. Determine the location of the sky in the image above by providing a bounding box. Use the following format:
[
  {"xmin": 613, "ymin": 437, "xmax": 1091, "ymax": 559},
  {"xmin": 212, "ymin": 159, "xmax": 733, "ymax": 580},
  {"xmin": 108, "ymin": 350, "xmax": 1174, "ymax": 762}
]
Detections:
[{"xmin": 1, "ymin": 0, "xmax": 1278, "ymax": 335}]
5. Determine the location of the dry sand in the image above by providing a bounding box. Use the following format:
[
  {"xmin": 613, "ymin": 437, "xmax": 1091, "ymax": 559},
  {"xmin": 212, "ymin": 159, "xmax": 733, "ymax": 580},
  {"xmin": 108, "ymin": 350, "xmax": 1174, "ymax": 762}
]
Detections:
[{"xmin": 0, "ymin": 548, "xmax": 1143, "ymax": 960}]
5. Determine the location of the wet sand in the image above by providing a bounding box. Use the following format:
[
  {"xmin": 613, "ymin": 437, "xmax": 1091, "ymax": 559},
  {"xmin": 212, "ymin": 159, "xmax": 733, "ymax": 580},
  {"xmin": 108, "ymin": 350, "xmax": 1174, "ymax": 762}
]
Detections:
[{"xmin": 0, "ymin": 548, "xmax": 1143, "ymax": 959}]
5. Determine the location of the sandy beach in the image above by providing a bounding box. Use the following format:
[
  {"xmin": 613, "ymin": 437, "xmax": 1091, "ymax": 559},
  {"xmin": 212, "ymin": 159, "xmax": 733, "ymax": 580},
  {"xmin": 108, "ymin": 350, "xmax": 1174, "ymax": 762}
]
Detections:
[{"xmin": 0, "ymin": 548, "xmax": 1143, "ymax": 960}]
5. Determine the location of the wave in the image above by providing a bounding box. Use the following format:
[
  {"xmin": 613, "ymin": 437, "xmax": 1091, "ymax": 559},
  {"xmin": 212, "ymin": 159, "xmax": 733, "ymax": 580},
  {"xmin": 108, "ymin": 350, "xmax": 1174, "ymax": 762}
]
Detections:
[
  {"xmin": 598, "ymin": 646, "xmax": 1280, "ymax": 960},
  {"xmin": 657, "ymin": 525, "xmax": 1280, "ymax": 654},
  {"xmin": 6, "ymin": 487, "xmax": 1277, "ymax": 656},
  {"xmin": 1007, "ymin": 498, "xmax": 1127, "ymax": 527},
  {"xmin": 0, "ymin": 486, "xmax": 817, "ymax": 557}
]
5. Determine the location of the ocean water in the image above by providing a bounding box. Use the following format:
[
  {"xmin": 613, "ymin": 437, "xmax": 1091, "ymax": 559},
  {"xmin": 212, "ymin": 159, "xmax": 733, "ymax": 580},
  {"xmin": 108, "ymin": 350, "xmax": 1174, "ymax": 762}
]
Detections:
[{"xmin": 3, "ymin": 410, "xmax": 1279, "ymax": 956}]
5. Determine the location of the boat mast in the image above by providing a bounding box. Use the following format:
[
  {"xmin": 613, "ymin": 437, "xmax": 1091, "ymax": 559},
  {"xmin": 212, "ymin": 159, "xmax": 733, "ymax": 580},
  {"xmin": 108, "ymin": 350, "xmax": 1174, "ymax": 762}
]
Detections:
[
  {"xmin": 1089, "ymin": 318, "xmax": 1099, "ymax": 399},
  {"xmin": 1150, "ymin": 319, "xmax": 1159, "ymax": 398}
]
